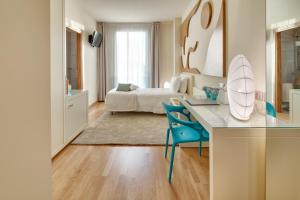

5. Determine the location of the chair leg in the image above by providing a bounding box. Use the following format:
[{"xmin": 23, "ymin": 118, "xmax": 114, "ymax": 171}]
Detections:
[
  {"xmin": 164, "ymin": 128, "xmax": 170, "ymax": 158},
  {"xmin": 198, "ymin": 141, "xmax": 202, "ymax": 156},
  {"xmin": 168, "ymin": 144, "xmax": 176, "ymax": 183}
]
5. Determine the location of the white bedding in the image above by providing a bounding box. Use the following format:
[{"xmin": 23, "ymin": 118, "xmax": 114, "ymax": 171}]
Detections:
[{"xmin": 105, "ymin": 88, "xmax": 184, "ymax": 114}]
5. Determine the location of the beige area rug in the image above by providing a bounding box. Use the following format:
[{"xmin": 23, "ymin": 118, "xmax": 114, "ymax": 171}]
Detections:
[{"xmin": 72, "ymin": 112, "xmax": 169, "ymax": 145}]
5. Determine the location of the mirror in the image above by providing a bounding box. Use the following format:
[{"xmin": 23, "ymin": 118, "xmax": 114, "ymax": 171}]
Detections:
[{"xmin": 66, "ymin": 27, "xmax": 82, "ymax": 91}]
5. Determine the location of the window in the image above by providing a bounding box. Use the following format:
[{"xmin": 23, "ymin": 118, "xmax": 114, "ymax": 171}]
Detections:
[{"xmin": 115, "ymin": 30, "xmax": 150, "ymax": 88}]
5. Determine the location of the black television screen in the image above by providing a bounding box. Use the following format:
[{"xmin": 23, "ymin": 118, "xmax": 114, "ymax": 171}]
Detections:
[{"xmin": 88, "ymin": 31, "xmax": 102, "ymax": 48}]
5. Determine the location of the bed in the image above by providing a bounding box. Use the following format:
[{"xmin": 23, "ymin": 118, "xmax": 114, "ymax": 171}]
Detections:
[{"xmin": 105, "ymin": 74, "xmax": 194, "ymax": 114}]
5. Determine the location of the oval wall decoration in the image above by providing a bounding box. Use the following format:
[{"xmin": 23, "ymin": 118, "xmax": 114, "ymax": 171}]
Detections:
[
  {"xmin": 201, "ymin": 1, "xmax": 213, "ymax": 29},
  {"xmin": 227, "ymin": 55, "xmax": 255, "ymax": 121},
  {"xmin": 180, "ymin": 0, "xmax": 225, "ymax": 75}
]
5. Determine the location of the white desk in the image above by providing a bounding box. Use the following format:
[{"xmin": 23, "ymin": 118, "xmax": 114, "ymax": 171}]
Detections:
[{"xmin": 179, "ymin": 98, "xmax": 300, "ymax": 200}]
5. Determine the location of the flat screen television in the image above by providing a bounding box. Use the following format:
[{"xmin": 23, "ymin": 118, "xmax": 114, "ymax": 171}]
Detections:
[{"xmin": 88, "ymin": 31, "xmax": 103, "ymax": 48}]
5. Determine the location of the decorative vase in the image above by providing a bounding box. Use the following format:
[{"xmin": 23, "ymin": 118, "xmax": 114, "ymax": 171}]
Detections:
[
  {"xmin": 227, "ymin": 55, "xmax": 255, "ymax": 121},
  {"xmin": 217, "ymin": 90, "xmax": 229, "ymax": 104}
]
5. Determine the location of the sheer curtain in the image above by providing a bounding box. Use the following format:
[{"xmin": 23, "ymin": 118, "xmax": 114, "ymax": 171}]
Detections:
[
  {"xmin": 105, "ymin": 23, "xmax": 153, "ymax": 89},
  {"xmin": 115, "ymin": 30, "xmax": 150, "ymax": 88}
]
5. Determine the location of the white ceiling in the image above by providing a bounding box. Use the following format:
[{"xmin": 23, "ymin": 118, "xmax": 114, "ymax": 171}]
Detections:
[{"xmin": 76, "ymin": 0, "xmax": 191, "ymax": 22}]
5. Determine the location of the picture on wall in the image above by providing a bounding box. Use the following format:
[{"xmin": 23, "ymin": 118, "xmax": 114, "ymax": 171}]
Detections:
[{"xmin": 181, "ymin": 0, "xmax": 226, "ymax": 77}]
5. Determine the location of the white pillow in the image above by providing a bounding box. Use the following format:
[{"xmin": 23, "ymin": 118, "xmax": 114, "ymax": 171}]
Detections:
[
  {"xmin": 130, "ymin": 84, "xmax": 139, "ymax": 91},
  {"xmin": 170, "ymin": 76, "xmax": 181, "ymax": 92},
  {"xmin": 179, "ymin": 77, "xmax": 188, "ymax": 93}
]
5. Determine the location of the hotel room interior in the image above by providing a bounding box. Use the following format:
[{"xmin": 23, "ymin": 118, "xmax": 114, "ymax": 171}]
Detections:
[{"xmin": 1, "ymin": 0, "xmax": 300, "ymax": 199}]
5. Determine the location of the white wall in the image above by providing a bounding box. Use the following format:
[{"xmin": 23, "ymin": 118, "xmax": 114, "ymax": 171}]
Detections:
[
  {"xmin": 0, "ymin": 0, "xmax": 52, "ymax": 199},
  {"xmin": 159, "ymin": 19, "xmax": 194, "ymax": 87},
  {"xmin": 267, "ymin": 0, "xmax": 300, "ymax": 30},
  {"xmin": 181, "ymin": 0, "xmax": 266, "ymax": 92},
  {"xmin": 227, "ymin": 0, "xmax": 266, "ymax": 93},
  {"xmin": 65, "ymin": 0, "xmax": 98, "ymax": 105},
  {"xmin": 159, "ymin": 21, "xmax": 174, "ymax": 86}
]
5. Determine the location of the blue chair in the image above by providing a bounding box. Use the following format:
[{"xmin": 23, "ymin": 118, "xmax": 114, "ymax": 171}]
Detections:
[
  {"xmin": 266, "ymin": 102, "xmax": 276, "ymax": 117},
  {"xmin": 162, "ymin": 102, "xmax": 209, "ymax": 182}
]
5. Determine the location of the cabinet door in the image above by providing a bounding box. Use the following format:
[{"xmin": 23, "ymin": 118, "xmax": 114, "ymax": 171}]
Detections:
[
  {"xmin": 292, "ymin": 93, "xmax": 300, "ymax": 124},
  {"xmin": 64, "ymin": 94, "xmax": 87, "ymax": 143}
]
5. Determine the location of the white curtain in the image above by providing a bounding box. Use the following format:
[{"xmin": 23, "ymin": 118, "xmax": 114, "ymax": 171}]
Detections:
[
  {"xmin": 105, "ymin": 23, "xmax": 153, "ymax": 89},
  {"xmin": 97, "ymin": 22, "xmax": 106, "ymax": 101}
]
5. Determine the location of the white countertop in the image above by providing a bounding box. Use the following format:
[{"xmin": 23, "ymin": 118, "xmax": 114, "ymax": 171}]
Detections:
[
  {"xmin": 179, "ymin": 98, "xmax": 300, "ymax": 129},
  {"xmin": 291, "ymin": 89, "xmax": 300, "ymax": 93},
  {"xmin": 66, "ymin": 90, "xmax": 87, "ymax": 97}
]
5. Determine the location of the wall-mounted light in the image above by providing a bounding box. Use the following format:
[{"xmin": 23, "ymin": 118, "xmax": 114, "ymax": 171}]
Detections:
[
  {"xmin": 65, "ymin": 18, "xmax": 85, "ymax": 33},
  {"xmin": 271, "ymin": 18, "xmax": 298, "ymax": 32},
  {"xmin": 164, "ymin": 81, "xmax": 170, "ymax": 89}
]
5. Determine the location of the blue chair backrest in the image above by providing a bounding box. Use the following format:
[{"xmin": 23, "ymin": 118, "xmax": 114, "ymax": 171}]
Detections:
[
  {"xmin": 162, "ymin": 102, "xmax": 202, "ymax": 131},
  {"xmin": 266, "ymin": 102, "xmax": 276, "ymax": 117},
  {"xmin": 162, "ymin": 102, "xmax": 190, "ymax": 119},
  {"xmin": 162, "ymin": 102, "xmax": 179, "ymax": 130}
]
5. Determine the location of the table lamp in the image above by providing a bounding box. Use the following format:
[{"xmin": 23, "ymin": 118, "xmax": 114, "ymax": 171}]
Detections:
[{"xmin": 227, "ymin": 55, "xmax": 255, "ymax": 121}]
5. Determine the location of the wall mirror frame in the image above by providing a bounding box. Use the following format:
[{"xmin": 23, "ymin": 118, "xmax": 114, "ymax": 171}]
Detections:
[
  {"xmin": 272, "ymin": 23, "xmax": 300, "ymax": 113},
  {"xmin": 65, "ymin": 19, "xmax": 84, "ymax": 91}
]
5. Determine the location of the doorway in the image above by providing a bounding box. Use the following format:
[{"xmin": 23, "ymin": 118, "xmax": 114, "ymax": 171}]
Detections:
[
  {"xmin": 66, "ymin": 28, "xmax": 82, "ymax": 90},
  {"xmin": 275, "ymin": 26, "xmax": 300, "ymax": 114}
]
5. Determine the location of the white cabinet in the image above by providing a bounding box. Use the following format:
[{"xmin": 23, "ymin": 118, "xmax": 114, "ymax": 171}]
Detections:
[
  {"xmin": 50, "ymin": 0, "xmax": 89, "ymax": 157},
  {"xmin": 64, "ymin": 90, "xmax": 88, "ymax": 144},
  {"xmin": 290, "ymin": 89, "xmax": 300, "ymax": 124}
]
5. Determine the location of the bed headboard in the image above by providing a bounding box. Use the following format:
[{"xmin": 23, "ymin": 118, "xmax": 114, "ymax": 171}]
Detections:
[{"xmin": 180, "ymin": 72, "xmax": 194, "ymax": 96}]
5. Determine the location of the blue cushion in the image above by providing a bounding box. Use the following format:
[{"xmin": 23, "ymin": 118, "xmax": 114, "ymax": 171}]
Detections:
[{"xmin": 116, "ymin": 83, "xmax": 131, "ymax": 92}]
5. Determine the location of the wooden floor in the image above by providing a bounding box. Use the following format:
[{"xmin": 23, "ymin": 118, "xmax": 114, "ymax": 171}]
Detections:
[
  {"xmin": 88, "ymin": 101, "xmax": 106, "ymax": 123},
  {"xmin": 52, "ymin": 102, "xmax": 209, "ymax": 200},
  {"xmin": 277, "ymin": 112, "xmax": 290, "ymax": 122}
]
